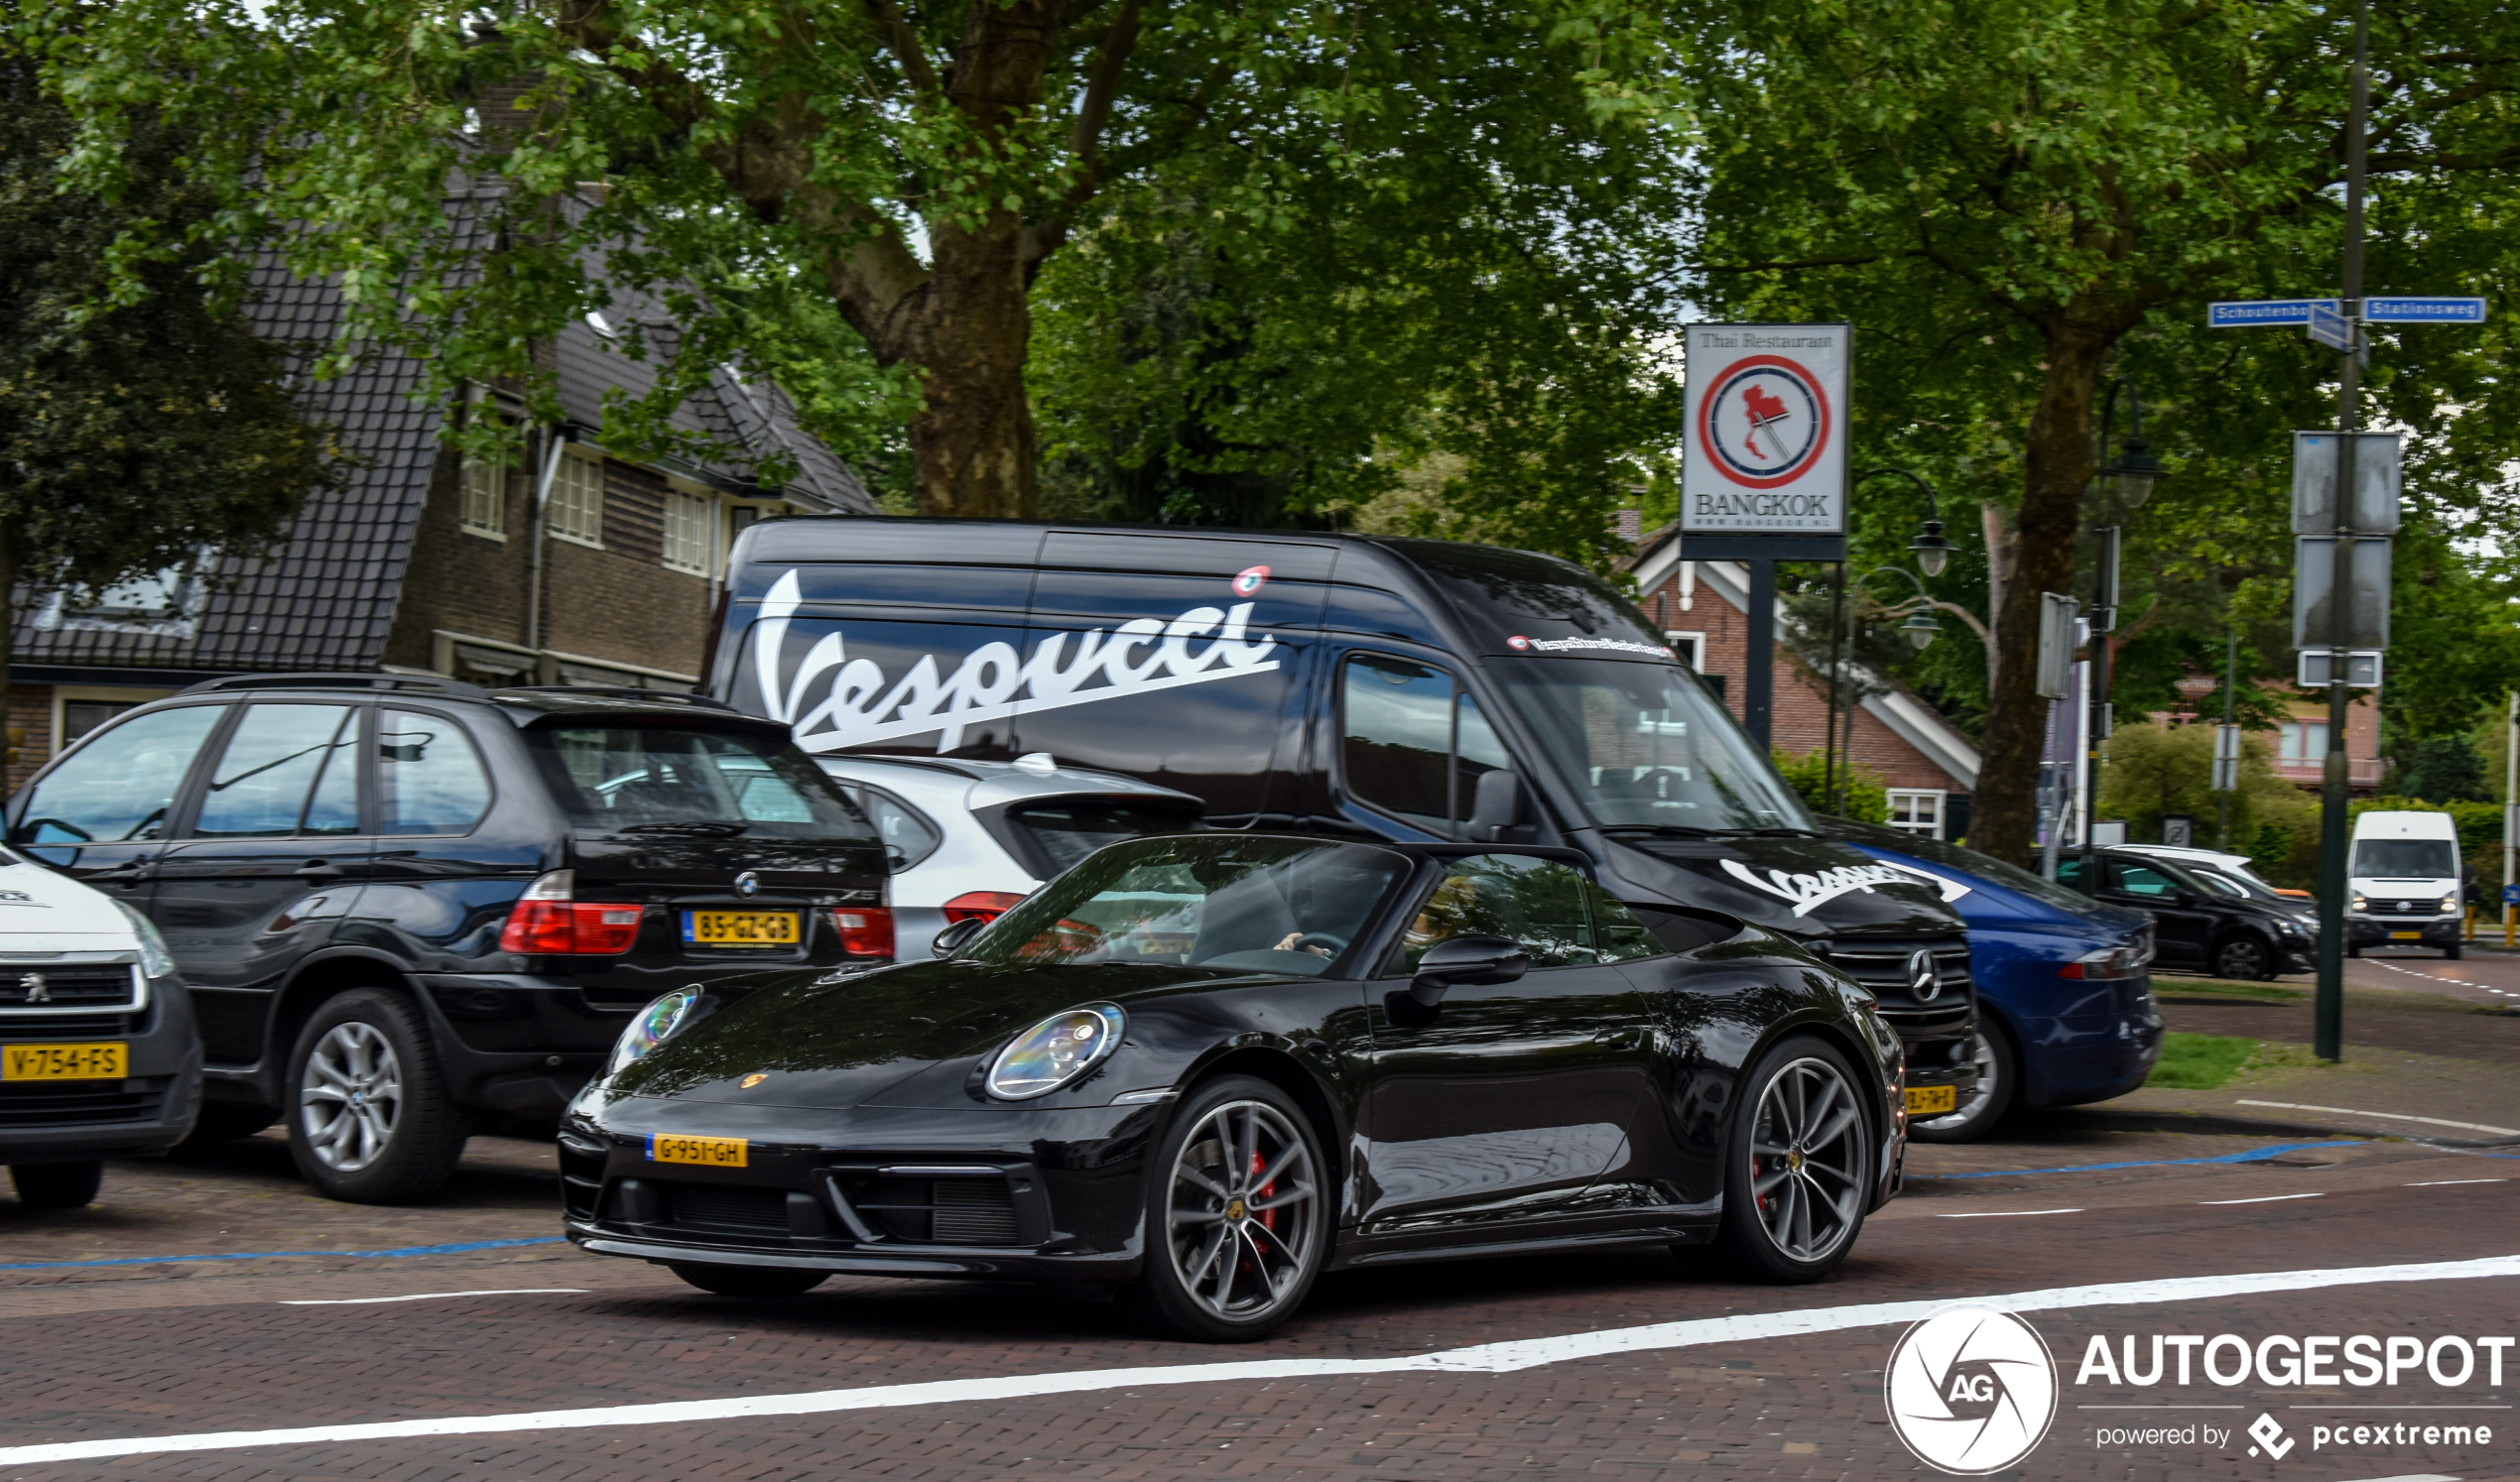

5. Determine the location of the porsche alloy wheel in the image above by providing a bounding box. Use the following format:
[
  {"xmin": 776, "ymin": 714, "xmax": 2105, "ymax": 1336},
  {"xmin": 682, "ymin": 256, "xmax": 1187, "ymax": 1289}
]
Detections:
[
  {"xmin": 1130, "ymin": 1076, "xmax": 1326, "ymax": 1341},
  {"xmin": 1715, "ymin": 1037, "xmax": 1873, "ymax": 1282}
]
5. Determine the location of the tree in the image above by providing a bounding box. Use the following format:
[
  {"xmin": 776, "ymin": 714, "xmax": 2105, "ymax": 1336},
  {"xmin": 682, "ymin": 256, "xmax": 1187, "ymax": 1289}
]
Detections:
[
  {"xmin": 1681, "ymin": 0, "xmax": 2520, "ymax": 865},
  {"xmin": 2399, "ymin": 737, "xmax": 2490, "ymax": 804},
  {"xmin": 28, "ymin": 0, "xmax": 1681, "ymax": 520},
  {"xmin": 0, "ymin": 55, "xmax": 341, "ymax": 703}
]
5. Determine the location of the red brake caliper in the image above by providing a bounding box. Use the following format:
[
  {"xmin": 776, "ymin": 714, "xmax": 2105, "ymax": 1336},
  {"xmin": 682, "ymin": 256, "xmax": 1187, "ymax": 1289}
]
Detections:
[{"xmin": 1252, "ymin": 1150, "xmax": 1277, "ymax": 1238}]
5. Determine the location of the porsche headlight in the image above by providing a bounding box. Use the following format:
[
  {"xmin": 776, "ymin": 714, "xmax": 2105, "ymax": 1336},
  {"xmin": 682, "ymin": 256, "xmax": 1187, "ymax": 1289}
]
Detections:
[
  {"xmin": 986, "ymin": 1004, "xmax": 1123, "ymax": 1100},
  {"xmin": 607, "ymin": 987, "xmax": 701, "ymax": 1076},
  {"xmin": 112, "ymin": 901, "xmax": 177, "ymax": 980}
]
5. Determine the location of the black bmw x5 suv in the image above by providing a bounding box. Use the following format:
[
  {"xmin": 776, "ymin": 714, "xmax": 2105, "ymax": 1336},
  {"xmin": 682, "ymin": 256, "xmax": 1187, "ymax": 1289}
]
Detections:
[{"xmin": 5, "ymin": 675, "xmax": 890, "ymax": 1203}]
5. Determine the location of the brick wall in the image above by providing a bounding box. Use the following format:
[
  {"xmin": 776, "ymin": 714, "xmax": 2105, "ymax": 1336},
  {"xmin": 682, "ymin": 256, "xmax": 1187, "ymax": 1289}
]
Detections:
[
  {"xmin": 384, "ymin": 439, "xmax": 714, "ymax": 682},
  {"xmin": 1637, "ymin": 562, "xmax": 1971, "ymax": 794},
  {"xmin": 6, "ymin": 684, "xmax": 52, "ymax": 796}
]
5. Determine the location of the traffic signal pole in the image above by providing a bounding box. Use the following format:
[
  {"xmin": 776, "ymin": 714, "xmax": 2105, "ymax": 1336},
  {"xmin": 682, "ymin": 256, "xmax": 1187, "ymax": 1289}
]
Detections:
[{"xmin": 2313, "ymin": 0, "xmax": 2367, "ymax": 1064}]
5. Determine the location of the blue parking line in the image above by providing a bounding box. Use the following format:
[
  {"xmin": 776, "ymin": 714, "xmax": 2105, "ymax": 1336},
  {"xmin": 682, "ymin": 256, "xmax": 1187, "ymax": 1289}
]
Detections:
[
  {"xmin": 1921, "ymin": 1141, "xmax": 2374, "ymax": 1180},
  {"xmin": 0, "ymin": 1235, "xmax": 567, "ymax": 1272}
]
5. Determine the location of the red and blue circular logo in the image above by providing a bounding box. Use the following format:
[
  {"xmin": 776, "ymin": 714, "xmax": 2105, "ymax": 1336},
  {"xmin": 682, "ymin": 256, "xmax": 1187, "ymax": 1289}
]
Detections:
[
  {"xmin": 1232, "ymin": 564, "xmax": 1270, "ymax": 597},
  {"xmin": 1698, "ymin": 355, "xmax": 1831, "ymax": 489},
  {"xmin": 1507, "ymin": 635, "xmax": 1531, "ymax": 651}
]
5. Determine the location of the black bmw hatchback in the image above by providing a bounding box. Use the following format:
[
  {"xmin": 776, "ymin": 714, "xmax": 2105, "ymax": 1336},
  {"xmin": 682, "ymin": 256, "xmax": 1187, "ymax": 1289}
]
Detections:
[{"xmin": 562, "ymin": 833, "xmax": 1907, "ymax": 1341}]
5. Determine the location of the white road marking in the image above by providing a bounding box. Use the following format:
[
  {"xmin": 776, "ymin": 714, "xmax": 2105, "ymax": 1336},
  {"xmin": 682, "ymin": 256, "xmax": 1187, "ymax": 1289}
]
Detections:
[
  {"xmin": 1935, "ymin": 1209, "xmax": 2083, "ymax": 1218},
  {"xmin": 4, "ymin": 1253, "xmax": 2520, "ymax": 1466},
  {"xmin": 2410, "ymin": 1178, "xmax": 2509, "ymax": 1187},
  {"xmin": 2202, "ymin": 1192, "xmax": 2326, "ymax": 1205},
  {"xmin": 280, "ymin": 1290, "xmax": 589, "ymax": 1306},
  {"xmin": 2235, "ymin": 1100, "xmax": 2520, "ymax": 1137},
  {"xmin": 2330, "ymin": 1474, "xmax": 2462, "ymax": 1482}
]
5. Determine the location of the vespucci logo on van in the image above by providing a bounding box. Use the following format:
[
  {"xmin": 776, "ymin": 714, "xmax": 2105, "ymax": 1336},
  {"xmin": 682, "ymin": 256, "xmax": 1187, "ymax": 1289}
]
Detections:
[
  {"xmin": 750, "ymin": 569, "xmax": 1282, "ymax": 752},
  {"xmin": 1721, "ymin": 857, "xmax": 1970, "ymax": 916}
]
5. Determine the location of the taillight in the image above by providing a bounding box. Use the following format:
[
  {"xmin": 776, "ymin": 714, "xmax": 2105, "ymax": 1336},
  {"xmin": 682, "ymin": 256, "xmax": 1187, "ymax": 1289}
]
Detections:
[
  {"xmin": 942, "ymin": 891, "xmax": 1026, "ymax": 925},
  {"xmin": 831, "ymin": 907, "xmax": 895, "ymax": 959},
  {"xmin": 498, "ymin": 871, "xmax": 642, "ymax": 954}
]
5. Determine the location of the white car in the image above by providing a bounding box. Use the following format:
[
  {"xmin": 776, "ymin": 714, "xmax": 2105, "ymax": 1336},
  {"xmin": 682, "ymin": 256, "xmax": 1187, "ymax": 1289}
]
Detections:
[
  {"xmin": 816, "ymin": 753, "xmax": 1205, "ymax": 959},
  {"xmin": 0, "ymin": 846, "xmax": 200, "ymax": 1207},
  {"xmin": 2111, "ymin": 843, "xmax": 2309, "ymax": 905}
]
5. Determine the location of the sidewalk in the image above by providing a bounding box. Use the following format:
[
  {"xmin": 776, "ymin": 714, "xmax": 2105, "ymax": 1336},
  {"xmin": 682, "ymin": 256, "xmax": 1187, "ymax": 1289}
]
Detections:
[{"xmin": 2071, "ymin": 977, "xmax": 2520, "ymax": 1145}]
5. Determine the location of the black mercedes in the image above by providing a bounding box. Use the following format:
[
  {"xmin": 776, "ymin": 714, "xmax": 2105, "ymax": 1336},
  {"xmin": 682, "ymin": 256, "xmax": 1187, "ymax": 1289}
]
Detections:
[{"xmin": 560, "ymin": 833, "xmax": 1907, "ymax": 1341}]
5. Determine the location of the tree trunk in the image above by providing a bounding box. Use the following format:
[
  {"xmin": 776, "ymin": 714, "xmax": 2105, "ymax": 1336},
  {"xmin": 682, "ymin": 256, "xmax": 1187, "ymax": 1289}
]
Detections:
[
  {"xmin": 894, "ymin": 216, "xmax": 1039, "ymax": 520},
  {"xmin": 1971, "ymin": 321, "xmax": 2114, "ymax": 865},
  {"xmin": 0, "ymin": 522, "xmax": 17, "ymax": 789}
]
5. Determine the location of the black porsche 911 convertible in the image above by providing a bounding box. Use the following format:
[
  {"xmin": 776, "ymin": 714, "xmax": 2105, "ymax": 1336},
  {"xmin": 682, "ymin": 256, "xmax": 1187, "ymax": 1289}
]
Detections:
[{"xmin": 560, "ymin": 834, "xmax": 1908, "ymax": 1341}]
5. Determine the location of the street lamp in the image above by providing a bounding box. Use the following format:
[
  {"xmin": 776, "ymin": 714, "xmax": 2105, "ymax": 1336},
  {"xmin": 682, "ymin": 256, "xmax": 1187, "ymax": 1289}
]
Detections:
[
  {"xmin": 1855, "ymin": 467, "xmax": 1957, "ymax": 577},
  {"xmin": 2095, "ymin": 383, "xmax": 2166, "ymax": 511},
  {"xmin": 1900, "ymin": 609, "xmax": 1943, "ymax": 650}
]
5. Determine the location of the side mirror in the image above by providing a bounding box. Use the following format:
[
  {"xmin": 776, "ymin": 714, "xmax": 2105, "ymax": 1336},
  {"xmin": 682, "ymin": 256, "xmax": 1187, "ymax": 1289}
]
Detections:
[
  {"xmin": 1464, "ymin": 770, "xmax": 1537, "ymax": 844},
  {"xmin": 1407, "ymin": 933, "xmax": 1529, "ymax": 1007},
  {"xmin": 2175, "ymin": 891, "xmax": 2199, "ymax": 908},
  {"xmin": 932, "ymin": 917, "xmax": 986, "ymax": 958}
]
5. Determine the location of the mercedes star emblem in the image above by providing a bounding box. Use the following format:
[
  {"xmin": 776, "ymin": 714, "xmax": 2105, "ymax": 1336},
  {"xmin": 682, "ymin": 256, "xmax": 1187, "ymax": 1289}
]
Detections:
[{"xmin": 1906, "ymin": 949, "xmax": 1941, "ymax": 1002}]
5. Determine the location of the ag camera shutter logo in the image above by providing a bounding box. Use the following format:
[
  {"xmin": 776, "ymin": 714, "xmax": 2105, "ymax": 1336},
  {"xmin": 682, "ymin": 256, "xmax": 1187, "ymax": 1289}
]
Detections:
[{"xmin": 1886, "ymin": 1303, "xmax": 2059, "ymax": 1474}]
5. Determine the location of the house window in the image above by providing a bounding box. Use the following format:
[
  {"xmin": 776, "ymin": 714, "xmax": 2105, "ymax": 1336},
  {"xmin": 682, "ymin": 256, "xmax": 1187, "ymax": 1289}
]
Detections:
[
  {"xmin": 2279, "ymin": 720, "xmax": 2331, "ymax": 761},
  {"xmin": 459, "ymin": 455, "xmax": 506, "ymax": 539},
  {"xmin": 1665, "ymin": 632, "xmax": 1706, "ymax": 671},
  {"xmin": 1888, "ymin": 789, "xmax": 1946, "ymax": 839},
  {"xmin": 664, "ymin": 489, "xmax": 713, "ymax": 574},
  {"xmin": 551, "ymin": 452, "xmax": 604, "ymax": 547}
]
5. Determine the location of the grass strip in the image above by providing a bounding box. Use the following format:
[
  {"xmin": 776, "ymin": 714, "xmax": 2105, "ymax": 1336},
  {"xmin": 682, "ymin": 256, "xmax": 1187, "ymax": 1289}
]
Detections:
[{"xmin": 2146, "ymin": 1032, "xmax": 2263, "ymax": 1090}]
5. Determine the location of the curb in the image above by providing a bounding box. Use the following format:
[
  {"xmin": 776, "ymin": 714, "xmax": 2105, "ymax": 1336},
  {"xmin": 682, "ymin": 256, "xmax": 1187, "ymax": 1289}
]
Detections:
[{"xmin": 2052, "ymin": 1105, "xmax": 2520, "ymax": 1151}]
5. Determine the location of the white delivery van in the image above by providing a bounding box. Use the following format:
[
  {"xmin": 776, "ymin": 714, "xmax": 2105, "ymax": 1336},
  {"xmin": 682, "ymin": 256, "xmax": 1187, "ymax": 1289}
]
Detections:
[{"xmin": 2346, "ymin": 810, "xmax": 2465, "ymax": 959}]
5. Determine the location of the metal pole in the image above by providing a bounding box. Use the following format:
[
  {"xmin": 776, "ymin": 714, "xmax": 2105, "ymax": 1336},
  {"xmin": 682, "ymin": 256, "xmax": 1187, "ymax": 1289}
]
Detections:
[
  {"xmin": 2088, "ymin": 527, "xmax": 2119, "ymax": 844},
  {"xmin": 2504, "ymin": 690, "xmax": 2516, "ymax": 946},
  {"xmin": 2216, "ymin": 631, "xmax": 2238, "ymax": 850},
  {"xmin": 2313, "ymin": 0, "xmax": 2366, "ymax": 1063},
  {"xmin": 1745, "ymin": 559, "xmax": 1777, "ymax": 753},
  {"xmin": 2041, "ymin": 699, "xmax": 2064, "ymax": 881},
  {"xmin": 1824, "ymin": 562, "xmax": 1845, "ymax": 812}
]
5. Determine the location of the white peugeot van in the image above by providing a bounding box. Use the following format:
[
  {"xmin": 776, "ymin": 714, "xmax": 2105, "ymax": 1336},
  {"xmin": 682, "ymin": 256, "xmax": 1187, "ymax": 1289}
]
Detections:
[
  {"xmin": 2347, "ymin": 810, "xmax": 2465, "ymax": 959},
  {"xmin": 0, "ymin": 847, "xmax": 200, "ymax": 1206}
]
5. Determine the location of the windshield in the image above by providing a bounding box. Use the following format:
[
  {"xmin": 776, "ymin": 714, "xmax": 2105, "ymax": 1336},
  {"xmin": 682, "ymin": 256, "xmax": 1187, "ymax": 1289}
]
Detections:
[
  {"xmin": 2352, "ymin": 839, "xmax": 2458, "ymax": 879},
  {"xmin": 2186, "ymin": 863, "xmax": 2287, "ymax": 903},
  {"xmin": 529, "ymin": 725, "xmax": 876, "ymax": 839},
  {"xmin": 1487, "ymin": 658, "xmax": 1814, "ymax": 831},
  {"xmin": 962, "ymin": 835, "xmax": 1410, "ymax": 977}
]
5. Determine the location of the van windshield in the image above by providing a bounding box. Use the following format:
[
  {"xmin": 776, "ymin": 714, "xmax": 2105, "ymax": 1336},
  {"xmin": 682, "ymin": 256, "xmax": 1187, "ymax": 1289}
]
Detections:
[
  {"xmin": 2351, "ymin": 838, "xmax": 2457, "ymax": 879},
  {"xmin": 1487, "ymin": 658, "xmax": 1815, "ymax": 832}
]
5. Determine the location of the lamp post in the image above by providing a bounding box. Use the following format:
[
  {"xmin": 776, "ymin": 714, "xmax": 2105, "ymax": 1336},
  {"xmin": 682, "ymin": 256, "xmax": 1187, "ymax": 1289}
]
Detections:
[
  {"xmin": 1825, "ymin": 470, "xmax": 1958, "ymax": 813},
  {"xmin": 2081, "ymin": 382, "xmax": 2165, "ymax": 853},
  {"xmin": 1824, "ymin": 563, "xmax": 1946, "ymax": 812}
]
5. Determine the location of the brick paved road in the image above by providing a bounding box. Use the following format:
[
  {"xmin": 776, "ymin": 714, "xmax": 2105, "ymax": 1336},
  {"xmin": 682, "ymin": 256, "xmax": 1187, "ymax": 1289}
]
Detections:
[{"xmin": 0, "ymin": 1126, "xmax": 2511, "ymax": 1480}]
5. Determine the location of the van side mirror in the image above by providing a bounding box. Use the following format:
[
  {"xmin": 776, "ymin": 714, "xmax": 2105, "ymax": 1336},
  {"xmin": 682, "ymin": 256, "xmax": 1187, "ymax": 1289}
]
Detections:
[
  {"xmin": 1406, "ymin": 933, "xmax": 1529, "ymax": 1008},
  {"xmin": 932, "ymin": 917, "xmax": 986, "ymax": 958},
  {"xmin": 1465, "ymin": 770, "xmax": 1537, "ymax": 844}
]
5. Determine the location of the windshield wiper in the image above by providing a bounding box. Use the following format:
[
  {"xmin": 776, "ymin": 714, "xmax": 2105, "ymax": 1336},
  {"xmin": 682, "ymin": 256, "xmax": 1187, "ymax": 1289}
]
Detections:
[
  {"xmin": 1597, "ymin": 823, "xmax": 1723, "ymax": 838},
  {"xmin": 617, "ymin": 821, "xmax": 751, "ymax": 837}
]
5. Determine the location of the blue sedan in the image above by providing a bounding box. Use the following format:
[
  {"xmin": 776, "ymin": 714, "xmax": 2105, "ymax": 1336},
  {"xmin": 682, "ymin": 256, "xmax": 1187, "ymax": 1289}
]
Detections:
[{"xmin": 1822, "ymin": 818, "xmax": 2167, "ymax": 1142}]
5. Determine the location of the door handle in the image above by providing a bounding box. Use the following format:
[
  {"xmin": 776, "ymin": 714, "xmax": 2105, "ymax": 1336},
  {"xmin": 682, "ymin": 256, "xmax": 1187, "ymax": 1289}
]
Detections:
[
  {"xmin": 293, "ymin": 861, "xmax": 343, "ymax": 879},
  {"xmin": 89, "ymin": 865, "xmax": 154, "ymax": 884}
]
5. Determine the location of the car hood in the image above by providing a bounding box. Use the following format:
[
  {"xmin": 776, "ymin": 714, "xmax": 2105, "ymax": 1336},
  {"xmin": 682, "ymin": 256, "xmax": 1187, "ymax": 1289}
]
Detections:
[
  {"xmin": 606, "ymin": 958, "xmax": 1272, "ymax": 1110},
  {"xmin": 0, "ymin": 859, "xmax": 140, "ymax": 940},
  {"xmin": 1588, "ymin": 830, "xmax": 1969, "ymax": 940}
]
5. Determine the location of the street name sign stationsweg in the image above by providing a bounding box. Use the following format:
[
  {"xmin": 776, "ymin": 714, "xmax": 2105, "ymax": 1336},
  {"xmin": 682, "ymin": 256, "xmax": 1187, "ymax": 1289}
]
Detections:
[
  {"xmin": 2365, "ymin": 297, "xmax": 2488, "ymax": 323},
  {"xmin": 1681, "ymin": 323, "xmax": 1850, "ymax": 534}
]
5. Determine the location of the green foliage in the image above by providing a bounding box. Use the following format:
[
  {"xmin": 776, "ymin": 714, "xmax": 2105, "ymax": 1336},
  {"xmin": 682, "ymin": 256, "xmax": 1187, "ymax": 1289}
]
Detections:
[
  {"xmin": 2398, "ymin": 737, "xmax": 2491, "ymax": 804},
  {"xmin": 22, "ymin": 0, "xmax": 1691, "ymax": 515},
  {"xmin": 0, "ymin": 54, "xmax": 339, "ymax": 668},
  {"xmin": 1775, "ymin": 749, "xmax": 1888, "ymax": 824},
  {"xmin": 2145, "ymin": 1033, "xmax": 2261, "ymax": 1091},
  {"xmin": 2097, "ymin": 719, "xmax": 2314, "ymax": 869}
]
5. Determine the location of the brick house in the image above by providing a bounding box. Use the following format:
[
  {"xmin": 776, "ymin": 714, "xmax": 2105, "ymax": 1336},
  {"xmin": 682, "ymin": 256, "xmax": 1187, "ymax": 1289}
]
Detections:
[
  {"xmin": 6, "ymin": 267, "xmax": 871, "ymax": 791},
  {"xmin": 1626, "ymin": 525, "xmax": 1982, "ymax": 840}
]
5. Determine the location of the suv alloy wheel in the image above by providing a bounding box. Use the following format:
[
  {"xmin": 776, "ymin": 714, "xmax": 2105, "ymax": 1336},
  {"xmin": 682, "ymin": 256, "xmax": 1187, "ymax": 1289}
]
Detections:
[{"xmin": 285, "ymin": 989, "xmax": 469, "ymax": 1203}]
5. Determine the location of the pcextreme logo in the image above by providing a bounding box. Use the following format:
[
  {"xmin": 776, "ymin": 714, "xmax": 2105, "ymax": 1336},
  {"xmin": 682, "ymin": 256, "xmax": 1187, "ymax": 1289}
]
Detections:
[{"xmin": 1885, "ymin": 1304, "xmax": 2060, "ymax": 1475}]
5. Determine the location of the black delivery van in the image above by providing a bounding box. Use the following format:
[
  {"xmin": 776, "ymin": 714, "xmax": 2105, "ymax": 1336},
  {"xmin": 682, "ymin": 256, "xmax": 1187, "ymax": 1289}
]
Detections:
[{"xmin": 707, "ymin": 520, "xmax": 1980, "ymax": 1110}]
